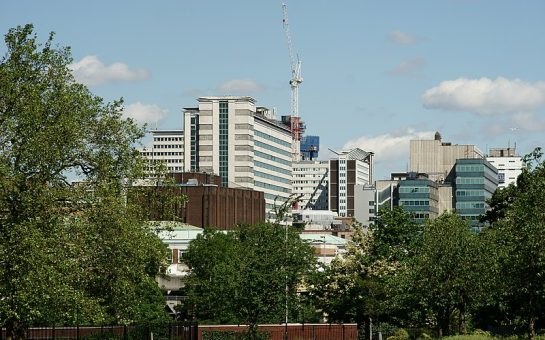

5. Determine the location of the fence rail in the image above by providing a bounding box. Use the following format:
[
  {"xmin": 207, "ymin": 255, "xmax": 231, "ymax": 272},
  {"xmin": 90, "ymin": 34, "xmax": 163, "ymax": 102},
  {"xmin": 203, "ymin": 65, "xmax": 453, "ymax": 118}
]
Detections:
[{"xmin": 0, "ymin": 322, "xmax": 198, "ymax": 340}]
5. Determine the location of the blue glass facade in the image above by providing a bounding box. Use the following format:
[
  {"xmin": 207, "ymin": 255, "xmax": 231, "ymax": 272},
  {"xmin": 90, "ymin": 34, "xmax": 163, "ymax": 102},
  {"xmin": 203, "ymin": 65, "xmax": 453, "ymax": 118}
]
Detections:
[
  {"xmin": 454, "ymin": 159, "xmax": 498, "ymax": 232},
  {"xmin": 300, "ymin": 135, "xmax": 320, "ymax": 160}
]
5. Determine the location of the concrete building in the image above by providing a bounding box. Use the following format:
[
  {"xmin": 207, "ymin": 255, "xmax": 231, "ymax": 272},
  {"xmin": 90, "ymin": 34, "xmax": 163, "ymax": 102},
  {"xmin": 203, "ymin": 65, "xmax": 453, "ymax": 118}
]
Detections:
[
  {"xmin": 139, "ymin": 130, "xmax": 184, "ymax": 174},
  {"xmin": 329, "ymin": 148, "xmax": 373, "ymax": 218},
  {"xmin": 182, "ymin": 97, "xmax": 293, "ymax": 217},
  {"xmin": 353, "ymin": 184, "xmax": 377, "ymax": 227},
  {"xmin": 410, "ymin": 132, "xmax": 483, "ymax": 182},
  {"xmin": 454, "ymin": 158, "xmax": 498, "ymax": 231},
  {"xmin": 292, "ymin": 160, "xmax": 329, "ymax": 210},
  {"xmin": 486, "ymin": 147, "xmax": 523, "ymax": 188}
]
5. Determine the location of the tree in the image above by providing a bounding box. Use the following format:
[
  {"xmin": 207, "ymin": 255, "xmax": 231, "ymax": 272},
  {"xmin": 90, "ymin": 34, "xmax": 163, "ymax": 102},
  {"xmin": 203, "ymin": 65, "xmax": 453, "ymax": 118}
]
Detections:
[
  {"xmin": 403, "ymin": 213, "xmax": 483, "ymax": 336},
  {"xmin": 314, "ymin": 210, "xmax": 421, "ymax": 338},
  {"xmin": 0, "ymin": 24, "xmax": 169, "ymax": 338},
  {"xmin": 183, "ymin": 223, "xmax": 316, "ymax": 338},
  {"xmin": 484, "ymin": 148, "xmax": 545, "ymax": 339}
]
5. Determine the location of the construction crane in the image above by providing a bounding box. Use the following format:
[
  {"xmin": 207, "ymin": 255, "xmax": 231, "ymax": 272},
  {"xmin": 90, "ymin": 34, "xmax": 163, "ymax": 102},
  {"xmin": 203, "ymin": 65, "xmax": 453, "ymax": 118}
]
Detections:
[{"xmin": 282, "ymin": 3, "xmax": 304, "ymax": 161}]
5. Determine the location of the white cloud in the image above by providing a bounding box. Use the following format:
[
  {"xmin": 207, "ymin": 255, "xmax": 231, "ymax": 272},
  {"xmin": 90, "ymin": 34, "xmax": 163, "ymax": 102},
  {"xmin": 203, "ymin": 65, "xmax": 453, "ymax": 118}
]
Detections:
[
  {"xmin": 342, "ymin": 128, "xmax": 435, "ymax": 163},
  {"xmin": 342, "ymin": 128, "xmax": 436, "ymax": 179},
  {"xmin": 217, "ymin": 79, "xmax": 264, "ymax": 94},
  {"xmin": 388, "ymin": 29, "xmax": 418, "ymax": 45},
  {"xmin": 511, "ymin": 112, "xmax": 545, "ymax": 132},
  {"xmin": 422, "ymin": 77, "xmax": 545, "ymax": 115},
  {"xmin": 388, "ymin": 58, "xmax": 425, "ymax": 77},
  {"xmin": 123, "ymin": 102, "xmax": 168, "ymax": 126},
  {"xmin": 69, "ymin": 56, "xmax": 150, "ymax": 86}
]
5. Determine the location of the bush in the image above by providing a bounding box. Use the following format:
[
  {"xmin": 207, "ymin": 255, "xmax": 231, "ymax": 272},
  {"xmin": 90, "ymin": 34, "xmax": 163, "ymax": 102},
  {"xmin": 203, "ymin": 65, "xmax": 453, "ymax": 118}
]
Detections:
[{"xmin": 387, "ymin": 328, "xmax": 409, "ymax": 340}]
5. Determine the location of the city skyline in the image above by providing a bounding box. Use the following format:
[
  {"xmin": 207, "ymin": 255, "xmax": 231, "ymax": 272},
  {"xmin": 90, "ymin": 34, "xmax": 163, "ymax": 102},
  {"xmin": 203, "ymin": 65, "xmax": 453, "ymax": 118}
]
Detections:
[{"xmin": 2, "ymin": 0, "xmax": 544, "ymax": 179}]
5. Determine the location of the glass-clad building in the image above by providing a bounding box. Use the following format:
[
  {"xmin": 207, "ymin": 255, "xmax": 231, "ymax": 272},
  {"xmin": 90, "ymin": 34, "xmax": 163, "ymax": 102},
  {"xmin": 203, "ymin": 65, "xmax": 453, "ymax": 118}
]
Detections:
[
  {"xmin": 398, "ymin": 174, "xmax": 439, "ymax": 223},
  {"xmin": 300, "ymin": 135, "xmax": 320, "ymax": 160},
  {"xmin": 454, "ymin": 159, "xmax": 498, "ymax": 232}
]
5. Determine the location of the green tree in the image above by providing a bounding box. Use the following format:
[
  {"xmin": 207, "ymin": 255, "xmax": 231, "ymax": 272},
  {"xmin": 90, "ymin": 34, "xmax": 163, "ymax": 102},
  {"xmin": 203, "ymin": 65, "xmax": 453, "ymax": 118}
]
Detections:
[
  {"xmin": 485, "ymin": 148, "xmax": 545, "ymax": 339},
  {"xmin": 183, "ymin": 223, "xmax": 316, "ymax": 338},
  {"xmin": 315, "ymin": 210, "xmax": 421, "ymax": 338},
  {"xmin": 403, "ymin": 213, "xmax": 483, "ymax": 336},
  {"xmin": 0, "ymin": 24, "xmax": 169, "ymax": 338}
]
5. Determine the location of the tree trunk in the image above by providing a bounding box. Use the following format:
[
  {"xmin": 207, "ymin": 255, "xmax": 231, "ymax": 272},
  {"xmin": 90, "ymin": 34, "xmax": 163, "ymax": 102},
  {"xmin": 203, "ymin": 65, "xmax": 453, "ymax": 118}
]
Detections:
[
  {"xmin": 248, "ymin": 322, "xmax": 260, "ymax": 340},
  {"xmin": 5, "ymin": 319, "xmax": 27, "ymax": 340},
  {"xmin": 528, "ymin": 316, "xmax": 537, "ymax": 340},
  {"xmin": 438, "ymin": 308, "xmax": 450, "ymax": 337},
  {"xmin": 458, "ymin": 303, "xmax": 467, "ymax": 335}
]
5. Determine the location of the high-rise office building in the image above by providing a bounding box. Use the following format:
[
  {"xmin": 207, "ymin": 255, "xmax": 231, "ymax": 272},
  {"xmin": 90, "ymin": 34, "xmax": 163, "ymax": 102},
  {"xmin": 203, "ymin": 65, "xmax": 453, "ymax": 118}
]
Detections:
[
  {"xmin": 292, "ymin": 160, "xmax": 329, "ymax": 210},
  {"xmin": 397, "ymin": 173, "xmax": 439, "ymax": 223},
  {"xmin": 138, "ymin": 130, "xmax": 184, "ymax": 174},
  {"xmin": 454, "ymin": 158, "xmax": 498, "ymax": 231},
  {"xmin": 329, "ymin": 148, "xmax": 373, "ymax": 218},
  {"xmin": 486, "ymin": 147, "xmax": 523, "ymax": 188},
  {"xmin": 410, "ymin": 132, "xmax": 483, "ymax": 182},
  {"xmin": 182, "ymin": 96, "xmax": 293, "ymax": 217}
]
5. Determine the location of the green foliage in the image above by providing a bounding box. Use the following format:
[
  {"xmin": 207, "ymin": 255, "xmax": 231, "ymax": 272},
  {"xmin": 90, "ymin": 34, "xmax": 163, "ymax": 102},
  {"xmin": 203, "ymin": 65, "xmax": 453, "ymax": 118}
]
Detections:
[
  {"xmin": 401, "ymin": 213, "xmax": 482, "ymax": 336},
  {"xmin": 387, "ymin": 328, "xmax": 409, "ymax": 340},
  {"xmin": 371, "ymin": 207, "xmax": 422, "ymax": 262},
  {"xmin": 0, "ymin": 24, "xmax": 169, "ymax": 336},
  {"xmin": 480, "ymin": 147, "xmax": 545, "ymax": 338},
  {"xmin": 182, "ymin": 223, "xmax": 316, "ymax": 334}
]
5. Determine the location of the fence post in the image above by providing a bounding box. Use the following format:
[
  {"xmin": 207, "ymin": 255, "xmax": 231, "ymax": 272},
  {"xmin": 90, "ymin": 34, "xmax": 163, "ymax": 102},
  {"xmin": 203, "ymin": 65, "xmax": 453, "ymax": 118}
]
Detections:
[
  {"xmin": 342, "ymin": 324, "xmax": 345, "ymax": 340},
  {"xmin": 52, "ymin": 325, "xmax": 56, "ymax": 340},
  {"xmin": 77, "ymin": 324, "xmax": 80, "ymax": 340}
]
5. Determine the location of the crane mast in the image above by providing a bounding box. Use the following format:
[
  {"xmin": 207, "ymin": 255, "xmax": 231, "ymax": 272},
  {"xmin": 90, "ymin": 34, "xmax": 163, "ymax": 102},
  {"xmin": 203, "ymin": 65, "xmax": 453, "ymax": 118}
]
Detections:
[{"xmin": 282, "ymin": 3, "xmax": 304, "ymax": 162}]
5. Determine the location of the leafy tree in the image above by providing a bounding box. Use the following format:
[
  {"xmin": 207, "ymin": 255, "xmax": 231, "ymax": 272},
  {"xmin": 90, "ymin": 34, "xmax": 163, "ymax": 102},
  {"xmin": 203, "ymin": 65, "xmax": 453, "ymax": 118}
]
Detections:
[
  {"xmin": 403, "ymin": 213, "xmax": 483, "ymax": 336},
  {"xmin": 484, "ymin": 147, "xmax": 545, "ymax": 339},
  {"xmin": 313, "ymin": 209, "xmax": 421, "ymax": 338},
  {"xmin": 183, "ymin": 223, "xmax": 316, "ymax": 338},
  {"xmin": 370, "ymin": 207, "xmax": 422, "ymax": 264},
  {"xmin": 0, "ymin": 24, "xmax": 169, "ymax": 338}
]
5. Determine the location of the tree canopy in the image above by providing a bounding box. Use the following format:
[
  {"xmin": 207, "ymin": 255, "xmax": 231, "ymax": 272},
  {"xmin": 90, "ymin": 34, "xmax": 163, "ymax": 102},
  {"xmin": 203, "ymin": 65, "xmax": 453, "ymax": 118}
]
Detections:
[
  {"xmin": 182, "ymin": 222, "xmax": 316, "ymax": 336},
  {"xmin": 0, "ymin": 24, "xmax": 169, "ymax": 338}
]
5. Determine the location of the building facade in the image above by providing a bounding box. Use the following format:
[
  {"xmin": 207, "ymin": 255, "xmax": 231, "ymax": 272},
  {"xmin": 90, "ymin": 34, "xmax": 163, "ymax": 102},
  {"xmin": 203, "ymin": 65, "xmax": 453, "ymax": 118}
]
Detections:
[
  {"xmin": 410, "ymin": 132, "xmax": 483, "ymax": 182},
  {"xmin": 139, "ymin": 130, "xmax": 184, "ymax": 174},
  {"xmin": 292, "ymin": 160, "xmax": 329, "ymax": 210},
  {"xmin": 182, "ymin": 97, "xmax": 293, "ymax": 217},
  {"xmin": 300, "ymin": 135, "xmax": 320, "ymax": 160},
  {"xmin": 397, "ymin": 174, "xmax": 439, "ymax": 223},
  {"xmin": 454, "ymin": 158, "xmax": 498, "ymax": 232},
  {"xmin": 329, "ymin": 148, "xmax": 373, "ymax": 218},
  {"xmin": 486, "ymin": 147, "xmax": 523, "ymax": 188}
]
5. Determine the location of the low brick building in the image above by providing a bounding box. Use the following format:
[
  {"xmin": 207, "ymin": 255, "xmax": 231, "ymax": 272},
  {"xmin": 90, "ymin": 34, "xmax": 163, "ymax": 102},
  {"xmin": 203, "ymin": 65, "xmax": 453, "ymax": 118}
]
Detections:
[{"xmin": 131, "ymin": 172, "xmax": 265, "ymax": 230}]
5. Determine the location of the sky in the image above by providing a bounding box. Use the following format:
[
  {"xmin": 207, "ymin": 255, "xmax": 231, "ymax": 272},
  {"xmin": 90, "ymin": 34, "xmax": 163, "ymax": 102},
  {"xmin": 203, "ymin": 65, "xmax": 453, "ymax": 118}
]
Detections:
[{"xmin": 2, "ymin": 0, "xmax": 545, "ymax": 179}]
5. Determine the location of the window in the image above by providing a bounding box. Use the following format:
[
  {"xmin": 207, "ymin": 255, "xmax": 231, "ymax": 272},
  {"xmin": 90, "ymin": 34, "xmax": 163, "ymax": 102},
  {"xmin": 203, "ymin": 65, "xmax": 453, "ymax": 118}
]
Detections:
[{"xmin": 178, "ymin": 250, "xmax": 186, "ymax": 263}]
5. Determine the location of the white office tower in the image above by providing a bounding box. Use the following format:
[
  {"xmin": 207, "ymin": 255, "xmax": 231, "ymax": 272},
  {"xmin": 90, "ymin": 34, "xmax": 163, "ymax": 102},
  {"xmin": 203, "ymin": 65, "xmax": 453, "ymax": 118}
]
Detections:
[
  {"xmin": 138, "ymin": 130, "xmax": 184, "ymax": 174},
  {"xmin": 486, "ymin": 147, "xmax": 523, "ymax": 188},
  {"xmin": 183, "ymin": 97, "xmax": 293, "ymax": 217},
  {"xmin": 292, "ymin": 160, "xmax": 329, "ymax": 210}
]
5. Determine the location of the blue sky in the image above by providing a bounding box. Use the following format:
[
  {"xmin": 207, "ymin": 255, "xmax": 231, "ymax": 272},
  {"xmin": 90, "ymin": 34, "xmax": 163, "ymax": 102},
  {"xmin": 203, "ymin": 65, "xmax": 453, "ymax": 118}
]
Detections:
[{"xmin": 2, "ymin": 0, "xmax": 544, "ymax": 179}]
